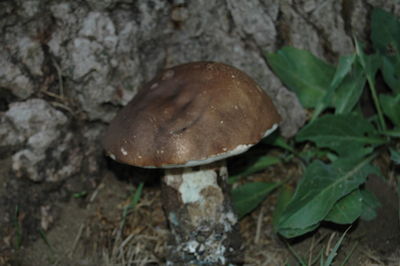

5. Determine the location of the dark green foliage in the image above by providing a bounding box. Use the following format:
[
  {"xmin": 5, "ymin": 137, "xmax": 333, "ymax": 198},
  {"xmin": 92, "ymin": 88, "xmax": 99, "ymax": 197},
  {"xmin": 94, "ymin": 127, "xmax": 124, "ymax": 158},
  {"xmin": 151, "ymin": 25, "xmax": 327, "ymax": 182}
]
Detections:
[
  {"xmin": 266, "ymin": 46, "xmax": 335, "ymax": 108},
  {"xmin": 231, "ymin": 8, "xmax": 400, "ymax": 240},
  {"xmin": 296, "ymin": 114, "xmax": 386, "ymax": 157},
  {"xmin": 277, "ymin": 156, "xmax": 379, "ymax": 238},
  {"xmin": 232, "ymin": 182, "xmax": 279, "ymax": 219}
]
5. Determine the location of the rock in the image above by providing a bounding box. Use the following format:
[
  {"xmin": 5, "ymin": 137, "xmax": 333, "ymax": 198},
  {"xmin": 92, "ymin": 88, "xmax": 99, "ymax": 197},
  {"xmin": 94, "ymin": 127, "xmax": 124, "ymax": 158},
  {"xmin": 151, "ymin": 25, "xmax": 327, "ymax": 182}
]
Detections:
[
  {"xmin": 2, "ymin": 99, "xmax": 69, "ymax": 182},
  {"xmin": 0, "ymin": 50, "xmax": 35, "ymax": 99},
  {"xmin": 4, "ymin": 99, "xmax": 67, "ymax": 146}
]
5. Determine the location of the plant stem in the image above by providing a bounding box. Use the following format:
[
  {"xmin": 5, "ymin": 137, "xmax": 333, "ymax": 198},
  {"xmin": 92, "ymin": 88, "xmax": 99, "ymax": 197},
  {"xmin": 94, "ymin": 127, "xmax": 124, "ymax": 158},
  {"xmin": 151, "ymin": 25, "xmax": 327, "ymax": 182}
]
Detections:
[
  {"xmin": 354, "ymin": 39, "xmax": 387, "ymax": 131},
  {"xmin": 366, "ymin": 75, "xmax": 386, "ymax": 131}
]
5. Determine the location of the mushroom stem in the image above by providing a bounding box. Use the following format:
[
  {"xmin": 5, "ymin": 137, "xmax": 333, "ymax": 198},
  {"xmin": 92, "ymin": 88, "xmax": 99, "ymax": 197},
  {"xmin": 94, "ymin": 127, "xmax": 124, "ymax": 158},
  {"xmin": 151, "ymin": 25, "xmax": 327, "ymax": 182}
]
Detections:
[{"xmin": 162, "ymin": 161, "xmax": 242, "ymax": 265}]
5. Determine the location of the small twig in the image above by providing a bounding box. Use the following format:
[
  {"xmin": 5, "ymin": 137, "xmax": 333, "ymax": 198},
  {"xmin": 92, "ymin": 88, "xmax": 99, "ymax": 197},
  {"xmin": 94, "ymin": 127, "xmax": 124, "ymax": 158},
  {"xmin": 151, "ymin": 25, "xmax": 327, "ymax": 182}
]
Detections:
[
  {"xmin": 359, "ymin": 248, "xmax": 385, "ymax": 264},
  {"xmin": 89, "ymin": 183, "xmax": 104, "ymax": 204},
  {"xmin": 254, "ymin": 206, "xmax": 265, "ymax": 244},
  {"xmin": 49, "ymin": 101, "xmax": 74, "ymax": 114},
  {"xmin": 112, "ymin": 217, "xmax": 129, "ymax": 259},
  {"xmin": 41, "ymin": 90, "xmax": 65, "ymax": 101},
  {"xmin": 312, "ymin": 0, "xmax": 331, "ymax": 15},
  {"xmin": 308, "ymin": 234, "xmax": 315, "ymax": 266},
  {"xmin": 325, "ymin": 232, "xmax": 336, "ymax": 256},
  {"xmin": 119, "ymin": 234, "xmax": 135, "ymax": 253},
  {"xmin": 68, "ymin": 223, "xmax": 85, "ymax": 258},
  {"xmin": 52, "ymin": 223, "xmax": 85, "ymax": 266},
  {"xmin": 51, "ymin": 58, "xmax": 64, "ymax": 97}
]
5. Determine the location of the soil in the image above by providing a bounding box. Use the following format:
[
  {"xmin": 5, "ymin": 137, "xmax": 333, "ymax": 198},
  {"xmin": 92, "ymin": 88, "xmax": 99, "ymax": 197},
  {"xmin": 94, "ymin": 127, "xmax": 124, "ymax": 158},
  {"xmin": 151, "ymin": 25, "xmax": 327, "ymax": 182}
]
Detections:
[{"xmin": 0, "ymin": 150, "xmax": 399, "ymax": 266}]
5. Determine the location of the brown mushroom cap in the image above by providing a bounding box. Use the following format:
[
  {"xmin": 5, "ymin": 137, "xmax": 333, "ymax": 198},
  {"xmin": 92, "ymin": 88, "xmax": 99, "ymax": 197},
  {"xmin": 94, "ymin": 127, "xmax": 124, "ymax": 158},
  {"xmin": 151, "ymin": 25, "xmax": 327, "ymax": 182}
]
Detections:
[{"xmin": 102, "ymin": 62, "xmax": 281, "ymax": 168}]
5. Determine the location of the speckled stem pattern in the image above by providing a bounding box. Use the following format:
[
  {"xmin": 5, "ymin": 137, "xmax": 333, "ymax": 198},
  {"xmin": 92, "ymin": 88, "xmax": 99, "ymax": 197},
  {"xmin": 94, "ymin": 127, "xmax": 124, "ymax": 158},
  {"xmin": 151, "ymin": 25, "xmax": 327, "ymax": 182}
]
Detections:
[{"xmin": 162, "ymin": 161, "xmax": 242, "ymax": 265}]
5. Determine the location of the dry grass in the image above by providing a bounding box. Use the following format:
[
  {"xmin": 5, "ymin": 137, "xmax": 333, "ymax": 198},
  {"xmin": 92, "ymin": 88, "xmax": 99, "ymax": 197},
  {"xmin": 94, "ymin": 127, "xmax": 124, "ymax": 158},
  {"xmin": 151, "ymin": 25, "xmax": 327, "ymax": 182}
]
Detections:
[
  {"xmin": 100, "ymin": 189, "xmax": 168, "ymax": 265},
  {"xmin": 96, "ymin": 183, "xmax": 289, "ymax": 265}
]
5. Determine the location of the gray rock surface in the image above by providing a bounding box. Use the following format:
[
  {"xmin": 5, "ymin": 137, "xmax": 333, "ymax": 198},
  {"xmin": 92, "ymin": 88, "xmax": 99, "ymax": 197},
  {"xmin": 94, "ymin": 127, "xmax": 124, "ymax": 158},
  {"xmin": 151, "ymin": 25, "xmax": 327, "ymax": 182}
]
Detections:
[{"xmin": 2, "ymin": 99, "xmax": 68, "ymax": 181}]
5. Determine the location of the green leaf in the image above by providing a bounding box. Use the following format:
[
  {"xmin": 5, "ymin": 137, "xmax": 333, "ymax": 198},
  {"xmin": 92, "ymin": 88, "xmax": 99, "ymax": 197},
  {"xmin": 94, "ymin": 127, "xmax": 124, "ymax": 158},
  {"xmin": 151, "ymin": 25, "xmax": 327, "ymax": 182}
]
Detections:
[
  {"xmin": 122, "ymin": 182, "xmax": 144, "ymax": 228},
  {"xmin": 280, "ymin": 223, "xmax": 320, "ymax": 241},
  {"xmin": 272, "ymin": 185, "xmax": 294, "ymax": 233},
  {"xmin": 379, "ymin": 93, "xmax": 400, "ymax": 127},
  {"xmin": 72, "ymin": 191, "xmax": 88, "ymax": 198},
  {"xmin": 130, "ymin": 182, "xmax": 144, "ymax": 210},
  {"xmin": 381, "ymin": 57, "xmax": 400, "ymax": 93},
  {"xmin": 334, "ymin": 64, "xmax": 366, "ymax": 114},
  {"xmin": 381, "ymin": 128, "xmax": 400, "ymax": 138},
  {"xmin": 359, "ymin": 189, "xmax": 381, "ymax": 221},
  {"xmin": 13, "ymin": 206, "xmax": 22, "ymax": 249},
  {"xmin": 277, "ymin": 155, "xmax": 379, "ymax": 238},
  {"xmin": 324, "ymin": 189, "xmax": 363, "ymax": 224},
  {"xmin": 371, "ymin": 8, "xmax": 400, "ymax": 93},
  {"xmin": 331, "ymin": 54, "xmax": 357, "ymax": 90},
  {"xmin": 263, "ymin": 134, "xmax": 294, "ymax": 153},
  {"xmin": 266, "ymin": 46, "xmax": 335, "ymax": 108},
  {"xmin": 312, "ymin": 54, "xmax": 357, "ymax": 119},
  {"xmin": 390, "ymin": 148, "xmax": 400, "ymax": 165},
  {"xmin": 296, "ymin": 114, "xmax": 385, "ymax": 156},
  {"xmin": 232, "ymin": 182, "xmax": 279, "ymax": 219},
  {"xmin": 298, "ymin": 148, "xmax": 338, "ymax": 164},
  {"xmin": 371, "ymin": 8, "xmax": 400, "ymax": 56},
  {"xmin": 355, "ymin": 40, "xmax": 381, "ymax": 79},
  {"xmin": 228, "ymin": 155, "xmax": 281, "ymax": 184}
]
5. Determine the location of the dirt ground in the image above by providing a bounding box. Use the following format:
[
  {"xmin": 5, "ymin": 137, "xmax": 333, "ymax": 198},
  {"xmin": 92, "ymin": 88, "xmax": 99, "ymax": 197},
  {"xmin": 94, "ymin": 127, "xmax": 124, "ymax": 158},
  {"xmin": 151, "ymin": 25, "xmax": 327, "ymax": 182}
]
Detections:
[{"xmin": 0, "ymin": 146, "xmax": 399, "ymax": 266}]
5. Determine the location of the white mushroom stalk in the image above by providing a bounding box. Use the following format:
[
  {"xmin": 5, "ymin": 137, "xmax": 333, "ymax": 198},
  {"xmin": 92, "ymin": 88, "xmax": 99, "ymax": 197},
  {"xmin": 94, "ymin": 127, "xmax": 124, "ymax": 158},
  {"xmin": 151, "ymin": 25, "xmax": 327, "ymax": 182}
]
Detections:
[{"xmin": 162, "ymin": 161, "xmax": 240, "ymax": 264}]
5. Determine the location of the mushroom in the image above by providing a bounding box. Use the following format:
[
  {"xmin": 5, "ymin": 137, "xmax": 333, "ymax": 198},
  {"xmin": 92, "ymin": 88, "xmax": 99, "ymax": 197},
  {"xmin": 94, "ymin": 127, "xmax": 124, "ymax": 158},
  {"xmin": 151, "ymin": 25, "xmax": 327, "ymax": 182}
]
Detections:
[{"xmin": 102, "ymin": 62, "xmax": 281, "ymax": 265}]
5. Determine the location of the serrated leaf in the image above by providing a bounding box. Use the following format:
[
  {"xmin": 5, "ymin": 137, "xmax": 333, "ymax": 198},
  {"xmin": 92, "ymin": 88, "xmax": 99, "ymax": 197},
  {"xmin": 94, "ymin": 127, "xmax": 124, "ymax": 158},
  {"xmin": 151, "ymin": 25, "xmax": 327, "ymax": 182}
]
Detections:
[
  {"xmin": 379, "ymin": 93, "xmax": 400, "ymax": 127},
  {"xmin": 278, "ymin": 156, "xmax": 379, "ymax": 238},
  {"xmin": 296, "ymin": 114, "xmax": 385, "ymax": 156},
  {"xmin": 324, "ymin": 189, "xmax": 363, "ymax": 224},
  {"xmin": 232, "ymin": 182, "xmax": 279, "ymax": 219},
  {"xmin": 360, "ymin": 189, "xmax": 381, "ymax": 221},
  {"xmin": 266, "ymin": 46, "xmax": 335, "ymax": 108}
]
